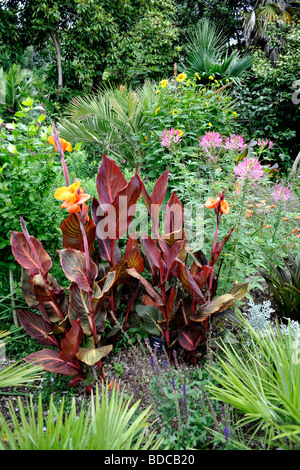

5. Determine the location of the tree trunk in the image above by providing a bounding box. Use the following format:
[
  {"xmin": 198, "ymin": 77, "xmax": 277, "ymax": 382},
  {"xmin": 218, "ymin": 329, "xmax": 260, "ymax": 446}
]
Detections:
[{"xmin": 50, "ymin": 31, "xmax": 63, "ymax": 99}]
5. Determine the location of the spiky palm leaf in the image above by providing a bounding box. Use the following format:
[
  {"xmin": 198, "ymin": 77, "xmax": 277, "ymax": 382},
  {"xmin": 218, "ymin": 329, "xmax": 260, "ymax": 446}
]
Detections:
[
  {"xmin": 58, "ymin": 82, "xmax": 159, "ymax": 167},
  {"xmin": 184, "ymin": 19, "xmax": 253, "ymax": 84}
]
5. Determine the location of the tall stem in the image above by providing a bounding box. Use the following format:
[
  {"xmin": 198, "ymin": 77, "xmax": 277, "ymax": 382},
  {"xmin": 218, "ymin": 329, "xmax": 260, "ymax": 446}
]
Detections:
[
  {"xmin": 207, "ymin": 212, "xmax": 221, "ymax": 300},
  {"xmin": 226, "ymin": 180, "xmax": 248, "ymax": 290}
]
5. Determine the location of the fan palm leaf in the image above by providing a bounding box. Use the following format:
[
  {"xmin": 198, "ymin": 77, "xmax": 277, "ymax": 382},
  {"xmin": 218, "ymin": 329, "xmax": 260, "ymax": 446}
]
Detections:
[
  {"xmin": 58, "ymin": 81, "xmax": 159, "ymax": 166},
  {"xmin": 184, "ymin": 19, "xmax": 253, "ymax": 83}
]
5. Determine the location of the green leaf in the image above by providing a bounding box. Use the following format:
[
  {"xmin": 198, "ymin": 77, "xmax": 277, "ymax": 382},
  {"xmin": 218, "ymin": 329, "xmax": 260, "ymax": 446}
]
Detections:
[
  {"xmin": 76, "ymin": 345, "xmax": 112, "ymax": 365},
  {"xmin": 135, "ymin": 304, "xmax": 164, "ymax": 336}
]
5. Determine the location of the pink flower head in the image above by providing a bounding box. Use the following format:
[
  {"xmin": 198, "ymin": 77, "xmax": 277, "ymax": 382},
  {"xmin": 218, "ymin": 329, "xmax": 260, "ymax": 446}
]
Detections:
[
  {"xmin": 224, "ymin": 134, "xmax": 247, "ymax": 151},
  {"xmin": 257, "ymin": 138, "xmax": 274, "ymax": 149},
  {"xmin": 161, "ymin": 128, "xmax": 182, "ymax": 148},
  {"xmin": 234, "ymin": 158, "xmax": 264, "ymax": 180},
  {"xmin": 200, "ymin": 131, "xmax": 223, "ymax": 149},
  {"xmin": 272, "ymin": 185, "xmax": 291, "ymax": 203}
]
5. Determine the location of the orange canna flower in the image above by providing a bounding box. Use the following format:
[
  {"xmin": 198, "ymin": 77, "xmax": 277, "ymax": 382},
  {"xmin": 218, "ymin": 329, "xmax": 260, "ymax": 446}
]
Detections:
[
  {"xmin": 108, "ymin": 380, "xmax": 119, "ymax": 391},
  {"xmin": 220, "ymin": 199, "xmax": 230, "ymax": 215},
  {"xmin": 255, "ymin": 203, "xmax": 262, "ymax": 208},
  {"xmin": 282, "ymin": 217, "xmax": 289, "ymax": 221},
  {"xmin": 265, "ymin": 225, "xmax": 272, "ymax": 228},
  {"xmin": 48, "ymin": 135, "xmax": 73, "ymax": 153},
  {"xmin": 295, "ymin": 215, "xmax": 300, "ymax": 220},
  {"xmin": 54, "ymin": 180, "xmax": 90, "ymax": 213},
  {"xmin": 271, "ymin": 204, "xmax": 276, "ymax": 208},
  {"xmin": 204, "ymin": 196, "xmax": 220, "ymax": 210},
  {"xmin": 245, "ymin": 209, "xmax": 253, "ymax": 218}
]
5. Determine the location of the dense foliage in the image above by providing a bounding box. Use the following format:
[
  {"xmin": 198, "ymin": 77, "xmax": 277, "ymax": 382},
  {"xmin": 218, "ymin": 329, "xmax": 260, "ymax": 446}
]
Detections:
[{"xmin": 0, "ymin": 0, "xmax": 299, "ymax": 452}]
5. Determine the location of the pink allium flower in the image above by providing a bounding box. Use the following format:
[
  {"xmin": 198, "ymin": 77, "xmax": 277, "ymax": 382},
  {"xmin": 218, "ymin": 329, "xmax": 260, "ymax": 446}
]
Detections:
[
  {"xmin": 234, "ymin": 158, "xmax": 264, "ymax": 180},
  {"xmin": 224, "ymin": 134, "xmax": 247, "ymax": 151},
  {"xmin": 161, "ymin": 128, "xmax": 182, "ymax": 148},
  {"xmin": 200, "ymin": 131, "xmax": 223, "ymax": 149},
  {"xmin": 272, "ymin": 185, "xmax": 291, "ymax": 203}
]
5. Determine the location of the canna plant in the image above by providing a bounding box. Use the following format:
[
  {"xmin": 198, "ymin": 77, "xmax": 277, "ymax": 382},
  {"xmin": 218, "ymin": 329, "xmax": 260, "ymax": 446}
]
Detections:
[
  {"xmin": 10, "ymin": 124, "xmax": 248, "ymax": 384},
  {"xmin": 10, "ymin": 125, "xmax": 145, "ymax": 390},
  {"xmin": 135, "ymin": 173, "xmax": 248, "ymax": 358}
]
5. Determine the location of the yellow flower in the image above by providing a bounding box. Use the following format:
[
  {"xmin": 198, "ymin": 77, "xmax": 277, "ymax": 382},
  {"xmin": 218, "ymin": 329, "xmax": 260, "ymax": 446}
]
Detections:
[
  {"xmin": 195, "ymin": 73, "xmax": 201, "ymax": 80},
  {"xmin": 155, "ymin": 107, "xmax": 160, "ymax": 115},
  {"xmin": 209, "ymin": 75, "xmax": 214, "ymax": 80},
  {"xmin": 170, "ymin": 109, "xmax": 179, "ymax": 115},
  {"xmin": 54, "ymin": 180, "xmax": 90, "ymax": 213},
  {"xmin": 144, "ymin": 136, "xmax": 148, "ymax": 142},
  {"xmin": 176, "ymin": 129, "xmax": 184, "ymax": 137},
  {"xmin": 160, "ymin": 79, "xmax": 168, "ymax": 88},
  {"xmin": 176, "ymin": 72, "xmax": 187, "ymax": 82},
  {"xmin": 233, "ymin": 111, "xmax": 238, "ymax": 118},
  {"xmin": 208, "ymin": 122, "xmax": 212, "ymax": 127},
  {"xmin": 155, "ymin": 90, "xmax": 160, "ymax": 94},
  {"xmin": 205, "ymin": 102, "xmax": 209, "ymax": 107},
  {"xmin": 214, "ymin": 80, "xmax": 219, "ymax": 86}
]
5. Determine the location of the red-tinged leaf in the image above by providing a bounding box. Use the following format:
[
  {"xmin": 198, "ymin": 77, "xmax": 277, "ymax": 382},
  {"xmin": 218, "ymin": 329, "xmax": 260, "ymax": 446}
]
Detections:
[
  {"xmin": 175, "ymin": 260, "xmax": 206, "ymax": 302},
  {"xmin": 124, "ymin": 235, "xmax": 144, "ymax": 273},
  {"xmin": 143, "ymin": 294, "xmax": 162, "ymax": 310},
  {"xmin": 127, "ymin": 268, "xmax": 164, "ymax": 305},
  {"xmin": 11, "ymin": 231, "xmax": 52, "ymax": 277},
  {"xmin": 17, "ymin": 309, "xmax": 59, "ymax": 348},
  {"xmin": 60, "ymin": 319, "xmax": 83, "ymax": 362},
  {"xmin": 32, "ymin": 273, "xmax": 63, "ymax": 302},
  {"xmin": 166, "ymin": 286, "xmax": 176, "ymax": 318},
  {"xmin": 142, "ymin": 169, "xmax": 169, "ymax": 237},
  {"xmin": 164, "ymin": 192, "xmax": 184, "ymax": 236},
  {"xmin": 141, "ymin": 169, "xmax": 169, "ymax": 213},
  {"xmin": 178, "ymin": 325, "xmax": 201, "ymax": 352},
  {"xmin": 91, "ymin": 197, "xmax": 121, "ymax": 263},
  {"xmin": 190, "ymin": 294, "xmax": 236, "ymax": 322},
  {"xmin": 69, "ymin": 372, "xmax": 86, "ymax": 388},
  {"xmin": 111, "ymin": 172, "xmax": 142, "ymax": 240},
  {"xmin": 140, "ymin": 237, "xmax": 157, "ymax": 278},
  {"xmin": 150, "ymin": 169, "xmax": 169, "ymax": 207},
  {"xmin": 164, "ymin": 240, "xmax": 185, "ymax": 282},
  {"xmin": 21, "ymin": 268, "xmax": 39, "ymax": 308},
  {"xmin": 60, "ymin": 213, "xmax": 96, "ymax": 254},
  {"xmin": 209, "ymin": 226, "xmax": 235, "ymax": 266},
  {"xmin": 58, "ymin": 248, "xmax": 98, "ymax": 292},
  {"xmin": 24, "ymin": 349, "xmax": 79, "ymax": 376},
  {"xmin": 68, "ymin": 282, "xmax": 103, "ymax": 336},
  {"xmin": 96, "ymin": 153, "xmax": 127, "ymax": 205},
  {"xmin": 142, "ymin": 235, "xmax": 163, "ymax": 271},
  {"xmin": 193, "ymin": 266, "xmax": 212, "ymax": 289}
]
